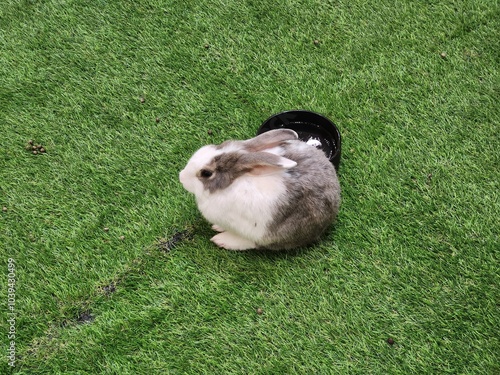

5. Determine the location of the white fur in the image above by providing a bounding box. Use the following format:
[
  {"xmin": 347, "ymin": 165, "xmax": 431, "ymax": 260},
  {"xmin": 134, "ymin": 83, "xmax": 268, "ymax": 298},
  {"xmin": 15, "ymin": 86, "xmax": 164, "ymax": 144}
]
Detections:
[
  {"xmin": 179, "ymin": 144, "xmax": 286, "ymax": 248},
  {"xmin": 197, "ymin": 172, "xmax": 287, "ymax": 244},
  {"xmin": 179, "ymin": 145, "xmax": 220, "ymax": 195}
]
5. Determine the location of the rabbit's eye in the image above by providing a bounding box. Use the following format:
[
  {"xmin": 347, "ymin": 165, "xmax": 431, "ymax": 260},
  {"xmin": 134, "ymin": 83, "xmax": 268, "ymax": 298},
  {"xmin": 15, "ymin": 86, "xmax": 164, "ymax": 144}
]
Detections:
[{"xmin": 200, "ymin": 169, "xmax": 213, "ymax": 178}]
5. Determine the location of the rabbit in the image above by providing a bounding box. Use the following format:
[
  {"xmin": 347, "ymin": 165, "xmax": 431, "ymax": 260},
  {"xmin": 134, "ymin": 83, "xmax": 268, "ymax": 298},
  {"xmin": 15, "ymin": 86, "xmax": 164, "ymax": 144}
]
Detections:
[{"xmin": 179, "ymin": 129, "xmax": 341, "ymax": 251}]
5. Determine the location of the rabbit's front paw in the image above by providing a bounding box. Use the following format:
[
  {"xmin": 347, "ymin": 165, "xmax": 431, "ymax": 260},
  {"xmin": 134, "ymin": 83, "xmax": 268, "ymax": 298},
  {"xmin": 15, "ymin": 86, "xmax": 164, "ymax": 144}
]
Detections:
[{"xmin": 211, "ymin": 232, "xmax": 256, "ymax": 251}]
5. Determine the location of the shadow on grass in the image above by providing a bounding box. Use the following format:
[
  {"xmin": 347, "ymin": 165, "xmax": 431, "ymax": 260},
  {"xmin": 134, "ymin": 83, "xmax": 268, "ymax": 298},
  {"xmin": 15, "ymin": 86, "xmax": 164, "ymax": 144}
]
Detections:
[{"xmin": 181, "ymin": 218, "xmax": 338, "ymax": 258}]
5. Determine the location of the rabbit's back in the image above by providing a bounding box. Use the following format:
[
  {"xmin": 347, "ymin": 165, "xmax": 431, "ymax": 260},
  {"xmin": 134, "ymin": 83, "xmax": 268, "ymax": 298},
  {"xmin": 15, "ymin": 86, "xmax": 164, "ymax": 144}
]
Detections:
[{"xmin": 260, "ymin": 141, "xmax": 341, "ymax": 250}]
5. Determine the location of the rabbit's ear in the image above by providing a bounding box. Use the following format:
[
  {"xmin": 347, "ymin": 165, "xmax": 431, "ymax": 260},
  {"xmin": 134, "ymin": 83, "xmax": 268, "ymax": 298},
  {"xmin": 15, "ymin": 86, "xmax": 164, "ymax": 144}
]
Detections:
[
  {"xmin": 242, "ymin": 129, "xmax": 298, "ymax": 152},
  {"xmin": 238, "ymin": 151, "xmax": 297, "ymax": 175}
]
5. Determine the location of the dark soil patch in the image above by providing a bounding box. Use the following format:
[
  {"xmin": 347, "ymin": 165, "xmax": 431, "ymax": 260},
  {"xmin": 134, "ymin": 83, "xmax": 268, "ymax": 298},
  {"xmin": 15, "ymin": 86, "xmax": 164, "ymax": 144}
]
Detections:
[
  {"xmin": 157, "ymin": 230, "xmax": 192, "ymax": 252},
  {"xmin": 102, "ymin": 282, "xmax": 116, "ymax": 295},
  {"xmin": 77, "ymin": 311, "xmax": 94, "ymax": 324}
]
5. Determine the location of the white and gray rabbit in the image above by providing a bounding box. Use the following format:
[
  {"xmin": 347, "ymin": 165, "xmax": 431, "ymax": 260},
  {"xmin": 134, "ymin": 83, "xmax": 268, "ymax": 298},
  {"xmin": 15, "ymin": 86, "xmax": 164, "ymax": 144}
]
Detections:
[{"xmin": 179, "ymin": 129, "xmax": 341, "ymax": 250}]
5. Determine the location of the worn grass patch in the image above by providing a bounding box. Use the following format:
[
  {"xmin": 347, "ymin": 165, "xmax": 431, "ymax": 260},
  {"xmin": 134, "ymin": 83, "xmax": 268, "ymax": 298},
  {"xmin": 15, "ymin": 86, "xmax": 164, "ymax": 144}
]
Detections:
[{"xmin": 1, "ymin": 0, "xmax": 498, "ymax": 373}]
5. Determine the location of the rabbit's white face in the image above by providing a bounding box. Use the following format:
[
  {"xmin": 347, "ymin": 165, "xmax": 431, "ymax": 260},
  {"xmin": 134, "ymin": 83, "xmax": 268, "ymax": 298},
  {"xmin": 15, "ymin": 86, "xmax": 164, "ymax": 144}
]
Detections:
[{"xmin": 179, "ymin": 145, "xmax": 220, "ymax": 195}]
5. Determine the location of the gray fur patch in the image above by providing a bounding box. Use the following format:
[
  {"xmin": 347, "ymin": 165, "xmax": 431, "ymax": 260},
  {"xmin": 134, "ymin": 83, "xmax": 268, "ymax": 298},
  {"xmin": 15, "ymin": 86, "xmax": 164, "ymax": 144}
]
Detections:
[
  {"xmin": 258, "ymin": 141, "xmax": 341, "ymax": 250},
  {"xmin": 200, "ymin": 152, "xmax": 250, "ymax": 193}
]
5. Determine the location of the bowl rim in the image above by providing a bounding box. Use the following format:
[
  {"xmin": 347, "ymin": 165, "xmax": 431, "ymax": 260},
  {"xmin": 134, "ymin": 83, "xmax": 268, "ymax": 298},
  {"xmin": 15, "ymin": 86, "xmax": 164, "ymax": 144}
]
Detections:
[{"xmin": 257, "ymin": 109, "xmax": 341, "ymax": 168}]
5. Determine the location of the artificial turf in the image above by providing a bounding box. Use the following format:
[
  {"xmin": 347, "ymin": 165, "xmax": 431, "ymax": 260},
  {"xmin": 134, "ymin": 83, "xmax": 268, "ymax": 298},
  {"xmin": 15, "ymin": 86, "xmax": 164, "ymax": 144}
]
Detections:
[{"xmin": 1, "ymin": 0, "xmax": 499, "ymax": 373}]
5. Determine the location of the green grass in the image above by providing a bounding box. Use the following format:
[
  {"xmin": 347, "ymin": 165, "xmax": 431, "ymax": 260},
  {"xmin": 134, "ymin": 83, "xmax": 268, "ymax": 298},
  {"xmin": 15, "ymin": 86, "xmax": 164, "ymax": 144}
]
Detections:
[{"xmin": 1, "ymin": 0, "xmax": 499, "ymax": 373}]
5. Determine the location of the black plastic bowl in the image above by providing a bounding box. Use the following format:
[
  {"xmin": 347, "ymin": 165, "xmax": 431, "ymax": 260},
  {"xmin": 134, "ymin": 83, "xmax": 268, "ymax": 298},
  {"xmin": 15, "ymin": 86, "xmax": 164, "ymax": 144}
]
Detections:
[{"xmin": 256, "ymin": 110, "xmax": 341, "ymax": 171}]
